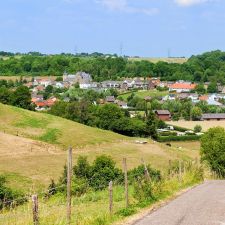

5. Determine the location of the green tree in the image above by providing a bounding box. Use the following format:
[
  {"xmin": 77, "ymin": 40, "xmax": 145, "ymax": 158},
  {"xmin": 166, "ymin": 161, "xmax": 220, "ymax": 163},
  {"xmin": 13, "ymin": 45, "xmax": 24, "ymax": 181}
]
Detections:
[
  {"xmin": 10, "ymin": 86, "xmax": 32, "ymax": 110},
  {"xmin": 145, "ymin": 110, "xmax": 158, "ymax": 139},
  {"xmin": 200, "ymin": 127, "xmax": 225, "ymax": 177},
  {"xmin": 0, "ymin": 87, "xmax": 11, "ymax": 104},
  {"xmin": 191, "ymin": 106, "xmax": 202, "ymax": 121},
  {"xmin": 207, "ymin": 82, "xmax": 217, "ymax": 93}
]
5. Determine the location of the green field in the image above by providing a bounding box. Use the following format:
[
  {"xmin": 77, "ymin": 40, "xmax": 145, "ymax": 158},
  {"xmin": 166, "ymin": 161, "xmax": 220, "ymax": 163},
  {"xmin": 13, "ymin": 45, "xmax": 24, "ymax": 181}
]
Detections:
[
  {"xmin": 0, "ymin": 103, "xmax": 202, "ymax": 225},
  {"xmin": 0, "ymin": 103, "xmax": 199, "ymax": 191},
  {"xmin": 119, "ymin": 90, "xmax": 168, "ymax": 101}
]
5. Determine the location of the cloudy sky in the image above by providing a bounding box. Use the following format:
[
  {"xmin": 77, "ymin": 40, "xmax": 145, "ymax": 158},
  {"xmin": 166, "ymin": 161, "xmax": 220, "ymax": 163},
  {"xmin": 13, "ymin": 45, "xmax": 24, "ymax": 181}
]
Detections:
[{"xmin": 0, "ymin": 0, "xmax": 224, "ymax": 57}]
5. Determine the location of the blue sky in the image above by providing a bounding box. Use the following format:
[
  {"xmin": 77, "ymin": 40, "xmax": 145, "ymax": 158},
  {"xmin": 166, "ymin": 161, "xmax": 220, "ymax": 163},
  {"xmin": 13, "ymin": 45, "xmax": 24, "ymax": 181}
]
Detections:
[{"xmin": 0, "ymin": 0, "xmax": 224, "ymax": 57}]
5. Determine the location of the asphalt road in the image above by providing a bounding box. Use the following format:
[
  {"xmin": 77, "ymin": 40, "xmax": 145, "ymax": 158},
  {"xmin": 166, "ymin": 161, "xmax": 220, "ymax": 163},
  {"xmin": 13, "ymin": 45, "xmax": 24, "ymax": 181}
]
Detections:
[{"xmin": 134, "ymin": 180, "xmax": 225, "ymax": 225}]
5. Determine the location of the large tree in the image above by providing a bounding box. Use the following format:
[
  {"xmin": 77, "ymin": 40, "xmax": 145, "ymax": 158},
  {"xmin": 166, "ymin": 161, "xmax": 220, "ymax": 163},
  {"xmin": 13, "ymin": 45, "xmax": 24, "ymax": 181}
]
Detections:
[{"xmin": 200, "ymin": 127, "xmax": 225, "ymax": 177}]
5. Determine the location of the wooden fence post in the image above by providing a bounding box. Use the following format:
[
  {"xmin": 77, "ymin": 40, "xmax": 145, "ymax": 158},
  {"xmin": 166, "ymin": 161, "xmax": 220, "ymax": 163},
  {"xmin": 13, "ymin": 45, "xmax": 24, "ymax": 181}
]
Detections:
[
  {"xmin": 67, "ymin": 147, "xmax": 73, "ymax": 224},
  {"xmin": 32, "ymin": 195, "xmax": 39, "ymax": 225},
  {"xmin": 141, "ymin": 158, "xmax": 151, "ymax": 182},
  {"xmin": 123, "ymin": 158, "xmax": 129, "ymax": 208},
  {"xmin": 109, "ymin": 181, "xmax": 113, "ymax": 215}
]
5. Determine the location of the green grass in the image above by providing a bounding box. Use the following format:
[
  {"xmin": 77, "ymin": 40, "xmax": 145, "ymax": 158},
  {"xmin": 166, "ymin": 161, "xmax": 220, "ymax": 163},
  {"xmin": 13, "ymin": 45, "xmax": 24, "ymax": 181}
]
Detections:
[
  {"xmin": 2, "ymin": 167, "xmax": 203, "ymax": 225},
  {"xmin": 119, "ymin": 90, "xmax": 168, "ymax": 101},
  {"xmin": 0, "ymin": 103, "xmax": 127, "ymax": 148},
  {"xmin": 0, "ymin": 103, "xmax": 200, "ymax": 192}
]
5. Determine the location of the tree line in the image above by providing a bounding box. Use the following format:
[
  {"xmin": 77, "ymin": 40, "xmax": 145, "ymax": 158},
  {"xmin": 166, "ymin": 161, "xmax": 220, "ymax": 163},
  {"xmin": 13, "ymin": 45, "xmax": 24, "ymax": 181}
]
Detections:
[{"xmin": 0, "ymin": 50, "xmax": 225, "ymax": 83}]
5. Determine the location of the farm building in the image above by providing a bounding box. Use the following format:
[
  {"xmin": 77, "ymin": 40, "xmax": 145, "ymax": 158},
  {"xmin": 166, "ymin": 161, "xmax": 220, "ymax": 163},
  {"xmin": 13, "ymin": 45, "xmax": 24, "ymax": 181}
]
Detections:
[
  {"xmin": 154, "ymin": 110, "xmax": 171, "ymax": 121},
  {"xmin": 201, "ymin": 113, "xmax": 225, "ymax": 121}
]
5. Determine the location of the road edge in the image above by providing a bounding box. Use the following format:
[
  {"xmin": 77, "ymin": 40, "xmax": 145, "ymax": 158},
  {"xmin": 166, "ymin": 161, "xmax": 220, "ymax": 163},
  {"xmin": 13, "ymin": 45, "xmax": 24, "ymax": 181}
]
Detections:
[{"xmin": 114, "ymin": 182, "xmax": 204, "ymax": 225}]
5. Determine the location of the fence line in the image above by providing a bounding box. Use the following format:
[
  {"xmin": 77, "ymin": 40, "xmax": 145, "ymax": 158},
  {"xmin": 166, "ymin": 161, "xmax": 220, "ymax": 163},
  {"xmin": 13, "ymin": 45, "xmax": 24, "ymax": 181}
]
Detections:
[{"xmin": 1, "ymin": 147, "xmax": 201, "ymax": 225}]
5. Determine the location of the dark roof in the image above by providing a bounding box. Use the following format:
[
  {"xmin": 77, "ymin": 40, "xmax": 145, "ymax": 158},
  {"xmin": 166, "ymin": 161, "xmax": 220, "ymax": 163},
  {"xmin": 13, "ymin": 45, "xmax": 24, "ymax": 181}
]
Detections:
[
  {"xmin": 105, "ymin": 96, "xmax": 115, "ymax": 102},
  {"xmin": 202, "ymin": 113, "xmax": 225, "ymax": 119},
  {"xmin": 155, "ymin": 110, "xmax": 171, "ymax": 115}
]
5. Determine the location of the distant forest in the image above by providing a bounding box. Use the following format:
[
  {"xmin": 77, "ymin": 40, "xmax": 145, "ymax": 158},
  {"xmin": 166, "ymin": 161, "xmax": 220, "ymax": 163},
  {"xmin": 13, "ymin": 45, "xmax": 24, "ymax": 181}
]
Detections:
[{"xmin": 0, "ymin": 50, "xmax": 225, "ymax": 84}]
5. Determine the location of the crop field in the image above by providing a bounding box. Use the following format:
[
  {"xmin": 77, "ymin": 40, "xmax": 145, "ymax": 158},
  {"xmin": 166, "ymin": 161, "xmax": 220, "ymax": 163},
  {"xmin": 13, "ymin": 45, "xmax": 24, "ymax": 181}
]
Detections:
[
  {"xmin": 169, "ymin": 121, "xmax": 225, "ymax": 132},
  {"xmin": 128, "ymin": 57, "xmax": 188, "ymax": 64},
  {"xmin": 119, "ymin": 90, "xmax": 168, "ymax": 101}
]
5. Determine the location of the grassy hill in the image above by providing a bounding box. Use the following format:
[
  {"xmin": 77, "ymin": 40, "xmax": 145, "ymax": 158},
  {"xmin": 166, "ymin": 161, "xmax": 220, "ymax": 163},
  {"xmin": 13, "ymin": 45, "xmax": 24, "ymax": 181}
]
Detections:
[
  {"xmin": 0, "ymin": 103, "xmax": 199, "ymax": 191},
  {"xmin": 0, "ymin": 103, "xmax": 126, "ymax": 148}
]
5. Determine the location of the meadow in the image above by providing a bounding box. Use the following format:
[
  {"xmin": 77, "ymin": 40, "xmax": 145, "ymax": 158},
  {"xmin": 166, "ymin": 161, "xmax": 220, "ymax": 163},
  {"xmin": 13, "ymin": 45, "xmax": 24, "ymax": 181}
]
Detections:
[
  {"xmin": 0, "ymin": 103, "xmax": 203, "ymax": 225},
  {"xmin": 119, "ymin": 90, "xmax": 168, "ymax": 101},
  {"xmin": 0, "ymin": 103, "xmax": 199, "ymax": 192}
]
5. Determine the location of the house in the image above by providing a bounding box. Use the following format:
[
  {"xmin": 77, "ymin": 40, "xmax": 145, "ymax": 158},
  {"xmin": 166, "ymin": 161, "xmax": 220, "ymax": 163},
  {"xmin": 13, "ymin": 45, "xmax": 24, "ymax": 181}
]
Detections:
[
  {"xmin": 154, "ymin": 110, "xmax": 171, "ymax": 121},
  {"xmin": 101, "ymin": 81, "xmax": 121, "ymax": 89},
  {"xmin": 199, "ymin": 95, "xmax": 209, "ymax": 101},
  {"xmin": 201, "ymin": 113, "xmax": 225, "ymax": 121},
  {"xmin": 162, "ymin": 94, "xmax": 176, "ymax": 101},
  {"xmin": 188, "ymin": 94, "xmax": 199, "ymax": 103},
  {"xmin": 207, "ymin": 95, "xmax": 222, "ymax": 106},
  {"xmin": 63, "ymin": 72, "xmax": 92, "ymax": 84},
  {"xmin": 105, "ymin": 96, "xmax": 115, "ymax": 103},
  {"xmin": 115, "ymin": 100, "xmax": 128, "ymax": 109},
  {"xmin": 168, "ymin": 82, "xmax": 196, "ymax": 93}
]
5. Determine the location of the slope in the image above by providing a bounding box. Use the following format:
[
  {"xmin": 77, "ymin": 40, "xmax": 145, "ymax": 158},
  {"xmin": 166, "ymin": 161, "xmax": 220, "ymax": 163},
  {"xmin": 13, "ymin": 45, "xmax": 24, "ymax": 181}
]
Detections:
[{"xmin": 0, "ymin": 104, "xmax": 199, "ymax": 191}]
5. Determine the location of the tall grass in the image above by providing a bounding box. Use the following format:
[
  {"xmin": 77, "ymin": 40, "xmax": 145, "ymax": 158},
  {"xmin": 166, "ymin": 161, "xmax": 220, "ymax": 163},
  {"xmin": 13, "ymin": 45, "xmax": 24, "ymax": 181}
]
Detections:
[{"xmin": 1, "ymin": 162, "xmax": 203, "ymax": 225}]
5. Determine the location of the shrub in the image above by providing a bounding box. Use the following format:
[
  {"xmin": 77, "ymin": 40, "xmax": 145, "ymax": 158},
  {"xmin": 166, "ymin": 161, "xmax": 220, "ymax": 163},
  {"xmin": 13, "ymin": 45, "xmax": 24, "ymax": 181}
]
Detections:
[
  {"xmin": 128, "ymin": 165, "xmax": 161, "ymax": 183},
  {"xmin": 167, "ymin": 124, "xmax": 189, "ymax": 132},
  {"xmin": 200, "ymin": 127, "xmax": 225, "ymax": 177},
  {"xmin": 157, "ymin": 135, "xmax": 200, "ymax": 142},
  {"xmin": 194, "ymin": 125, "xmax": 202, "ymax": 133}
]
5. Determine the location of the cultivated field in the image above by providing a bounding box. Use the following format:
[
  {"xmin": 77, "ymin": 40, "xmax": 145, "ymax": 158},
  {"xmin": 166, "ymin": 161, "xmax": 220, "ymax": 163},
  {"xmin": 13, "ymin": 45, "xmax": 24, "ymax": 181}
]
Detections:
[
  {"xmin": 0, "ymin": 103, "xmax": 199, "ymax": 191},
  {"xmin": 128, "ymin": 57, "xmax": 188, "ymax": 64},
  {"xmin": 169, "ymin": 121, "xmax": 225, "ymax": 132}
]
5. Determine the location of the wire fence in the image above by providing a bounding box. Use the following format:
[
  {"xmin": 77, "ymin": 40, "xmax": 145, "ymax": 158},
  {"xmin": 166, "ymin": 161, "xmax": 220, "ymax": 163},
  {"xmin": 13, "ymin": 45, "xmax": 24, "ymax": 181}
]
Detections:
[{"xmin": 0, "ymin": 147, "xmax": 202, "ymax": 225}]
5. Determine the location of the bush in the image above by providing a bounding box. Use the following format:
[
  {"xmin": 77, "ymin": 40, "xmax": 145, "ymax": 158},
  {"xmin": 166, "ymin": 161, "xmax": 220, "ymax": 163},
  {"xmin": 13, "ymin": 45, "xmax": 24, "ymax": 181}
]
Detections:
[
  {"xmin": 159, "ymin": 132, "xmax": 177, "ymax": 136},
  {"xmin": 0, "ymin": 176, "xmax": 25, "ymax": 209},
  {"xmin": 200, "ymin": 127, "xmax": 225, "ymax": 177},
  {"xmin": 194, "ymin": 125, "xmax": 202, "ymax": 133},
  {"xmin": 128, "ymin": 165, "xmax": 161, "ymax": 183},
  {"xmin": 157, "ymin": 135, "xmax": 200, "ymax": 142},
  {"xmin": 167, "ymin": 124, "xmax": 189, "ymax": 132}
]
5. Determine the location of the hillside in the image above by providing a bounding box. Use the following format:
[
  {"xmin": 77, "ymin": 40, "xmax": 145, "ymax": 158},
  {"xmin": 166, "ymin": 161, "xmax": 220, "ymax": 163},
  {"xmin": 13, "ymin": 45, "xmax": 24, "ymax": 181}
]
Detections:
[{"xmin": 0, "ymin": 104, "xmax": 199, "ymax": 191}]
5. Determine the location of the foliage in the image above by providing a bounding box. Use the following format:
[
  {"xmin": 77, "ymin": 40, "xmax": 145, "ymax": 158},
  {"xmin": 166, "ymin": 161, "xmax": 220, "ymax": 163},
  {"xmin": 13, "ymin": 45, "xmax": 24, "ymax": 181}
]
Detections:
[
  {"xmin": 0, "ymin": 175, "xmax": 25, "ymax": 209},
  {"xmin": 191, "ymin": 106, "xmax": 202, "ymax": 121},
  {"xmin": 145, "ymin": 110, "xmax": 158, "ymax": 139},
  {"xmin": 200, "ymin": 127, "xmax": 225, "ymax": 177},
  {"xmin": 157, "ymin": 135, "xmax": 200, "ymax": 142},
  {"xmin": 194, "ymin": 125, "xmax": 202, "ymax": 133},
  {"xmin": 0, "ymin": 50, "xmax": 224, "ymax": 83}
]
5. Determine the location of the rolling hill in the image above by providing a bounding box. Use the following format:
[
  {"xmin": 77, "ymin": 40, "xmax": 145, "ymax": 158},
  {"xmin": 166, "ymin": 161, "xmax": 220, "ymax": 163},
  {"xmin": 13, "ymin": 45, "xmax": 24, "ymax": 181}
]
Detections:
[{"xmin": 0, "ymin": 103, "xmax": 199, "ymax": 191}]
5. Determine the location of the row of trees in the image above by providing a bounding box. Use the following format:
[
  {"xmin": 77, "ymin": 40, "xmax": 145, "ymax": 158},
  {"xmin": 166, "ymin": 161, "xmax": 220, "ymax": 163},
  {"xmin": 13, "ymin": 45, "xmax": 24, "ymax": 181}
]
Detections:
[
  {"xmin": 49, "ymin": 101, "xmax": 159, "ymax": 138},
  {"xmin": 0, "ymin": 50, "xmax": 225, "ymax": 83}
]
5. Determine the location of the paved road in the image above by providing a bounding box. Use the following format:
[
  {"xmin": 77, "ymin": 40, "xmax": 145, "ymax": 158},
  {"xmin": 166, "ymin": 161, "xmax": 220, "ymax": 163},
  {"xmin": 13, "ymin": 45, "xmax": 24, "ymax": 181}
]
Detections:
[{"xmin": 134, "ymin": 181, "xmax": 225, "ymax": 225}]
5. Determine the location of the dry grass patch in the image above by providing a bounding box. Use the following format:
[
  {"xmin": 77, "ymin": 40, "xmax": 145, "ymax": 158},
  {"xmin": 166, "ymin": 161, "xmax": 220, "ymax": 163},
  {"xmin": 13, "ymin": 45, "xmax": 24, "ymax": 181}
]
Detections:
[{"xmin": 169, "ymin": 121, "xmax": 225, "ymax": 132}]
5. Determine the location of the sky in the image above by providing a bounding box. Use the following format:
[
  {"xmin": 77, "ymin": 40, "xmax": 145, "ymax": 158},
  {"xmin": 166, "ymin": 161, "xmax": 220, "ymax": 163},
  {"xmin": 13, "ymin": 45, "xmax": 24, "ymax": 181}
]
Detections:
[{"xmin": 0, "ymin": 0, "xmax": 225, "ymax": 57}]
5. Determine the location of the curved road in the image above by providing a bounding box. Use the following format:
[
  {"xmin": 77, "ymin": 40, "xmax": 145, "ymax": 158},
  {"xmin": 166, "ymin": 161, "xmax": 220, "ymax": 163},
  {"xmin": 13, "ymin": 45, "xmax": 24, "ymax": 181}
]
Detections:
[{"xmin": 134, "ymin": 181, "xmax": 225, "ymax": 225}]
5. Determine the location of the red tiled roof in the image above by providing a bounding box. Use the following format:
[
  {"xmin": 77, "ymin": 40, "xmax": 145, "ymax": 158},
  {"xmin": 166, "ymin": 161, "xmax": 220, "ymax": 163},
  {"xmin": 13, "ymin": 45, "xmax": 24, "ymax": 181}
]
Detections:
[{"xmin": 169, "ymin": 83, "xmax": 196, "ymax": 90}]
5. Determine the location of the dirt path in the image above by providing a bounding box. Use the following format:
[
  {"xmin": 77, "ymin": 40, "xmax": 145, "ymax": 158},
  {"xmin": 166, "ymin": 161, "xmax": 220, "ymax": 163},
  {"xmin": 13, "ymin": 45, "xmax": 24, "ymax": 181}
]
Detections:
[{"xmin": 134, "ymin": 180, "xmax": 225, "ymax": 225}]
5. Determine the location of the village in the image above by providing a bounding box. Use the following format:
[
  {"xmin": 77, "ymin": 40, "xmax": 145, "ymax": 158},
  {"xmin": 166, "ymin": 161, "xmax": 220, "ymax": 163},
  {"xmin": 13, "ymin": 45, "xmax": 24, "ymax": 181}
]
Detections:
[{"xmin": 26, "ymin": 71, "xmax": 225, "ymax": 122}]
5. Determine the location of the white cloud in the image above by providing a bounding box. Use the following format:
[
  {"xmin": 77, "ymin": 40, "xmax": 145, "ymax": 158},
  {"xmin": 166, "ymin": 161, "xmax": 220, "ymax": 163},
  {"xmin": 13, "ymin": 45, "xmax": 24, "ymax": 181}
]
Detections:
[
  {"xmin": 174, "ymin": 0, "xmax": 208, "ymax": 7},
  {"xmin": 96, "ymin": 0, "xmax": 159, "ymax": 15}
]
